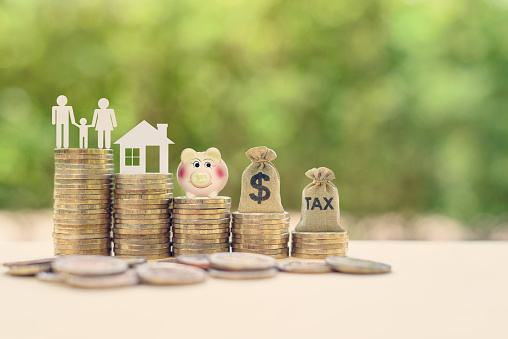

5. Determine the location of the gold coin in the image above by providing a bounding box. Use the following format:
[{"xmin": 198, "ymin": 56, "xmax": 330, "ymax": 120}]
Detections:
[
  {"xmin": 53, "ymin": 232, "xmax": 109, "ymax": 239},
  {"xmin": 173, "ymin": 248, "xmax": 227, "ymax": 255},
  {"xmin": 231, "ymin": 243, "xmax": 287, "ymax": 250},
  {"xmin": 292, "ymin": 250, "xmax": 347, "ymax": 257},
  {"xmin": 113, "ymin": 233, "xmax": 168, "ymax": 239},
  {"xmin": 114, "ymin": 213, "xmax": 170, "ymax": 220},
  {"xmin": 54, "ymin": 148, "xmax": 113, "ymax": 154},
  {"xmin": 175, "ymin": 254, "xmax": 211, "ymax": 269},
  {"xmin": 55, "ymin": 249, "xmax": 111, "ymax": 255},
  {"xmin": 172, "ymin": 233, "xmax": 229, "ymax": 240},
  {"xmin": 291, "ymin": 242, "xmax": 348, "ymax": 250},
  {"xmin": 54, "ymin": 203, "xmax": 111, "ymax": 209},
  {"xmin": 232, "ymin": 223, "xmax": 289, "ymax": 230},
  {"xmin": 115, "ymin": 173, "xmax": 172, "ymax": 179},
  {"xmin": 292, "ymin": 231, "xmax": 349, "ymax": 240},
  {"xmin": 53, "ymin": 220, "xmax": 111, "ymax": 227},
  {"xmin": 114, "ymin": 199, "xmax": 170, "ymax": 205},
  {"xmin": 55, "ymin": 162, "xmax": 114, "ymax": 168},
  {"xmin": 54, "ymin": 194, "xmax": 110, "ymax": 201},
  {"xmin": 277, "ymin": 260, "xmax": 333, "ymax": 274},
  {"xmin": 113, "ymin": 204, "xmax": 169, "ymax": 211},
  {"xmin": 232, "ymin": 248, "xmax": 289, "ymax": 256},
  {"xmin": 114, "ymin": 218, "xmax": 170, "ymax": 224},
  {"xmin": 173, "ymin": 203, "xmax": 231, "ymax": 210},
  {"xmin": 54, "ymin": 243, "xmax": 111, "ymax": 250},
  {"xmin": 55, "ymin": 174, "xmax": 114, "ymax": 180},
  {"xmin": 292, "ymin": 238, "xmax": 349, "ymax": 245},
  {"xmin": 114, "ymin": 188, "xmax": 172, "ymax": 195},
  {"xmin": 172, "ymin": 213, "xmax": 229, "ymax": 220},
  {"xmin": 114, "ymin": 194, "xmax": 172, "ymax": 200},
  {"xmin": 232, "ymin": 232, "xmax": 290, "ymax": 239},
  {"xmin": 292, "ymin": 252, "xmax": 344, "ymax": 259},
  {"xmin": 208, "ymin": 268, "xmax": 277, "ymax": 280},
  {"xmin": 54, "ymin": 238, "xmax": 111, "ymax": 245},
  {"xmin": 172, "ymin": 238, "xmax": 229, "ymax": 244},
  {"xmin": 114, "ymin": 226, "xmax": 168, "ymax": 232},
  {"xmin": 136, "ymin": 263, "xmax": 206, "ymax": 285},
  {"xmin": 115, "ymin": 183, "xmax": 173, "ymax": 189},
  {"xmin": 115, "ymin": 179, "xmax": 172, "ymax": 185},
  {"xmin": 231, "ymin": 229, "xmax": 287, "ymax": 235},
  {"xmin": 114, "ymin": 248, "xmax": 170, "ymax": 255},
  {"xmin": 114, "ymin": 238, "xmax": 169, "ymax": 245},
  {"xmin": 173, "ymin": 244, "xmax": 229, "ymax": 251},
  {"xmin": 115, "ymin": 243, "xmax": 170, "ymax": 250},
  {"xmin": 292, "ymin": 246, "xmax": 347, "ymax": 253},
  {"xmin": 172, "ymin": 218, "xmax": 230, "ymax": 225},
  {"xmin": 172, "ymin": 224, "xmax": 229, "ymax": 230},
  {"xmin": 113, "ymin": 228, "xmax": 168, "ymax": 235},
  {"xmin": 54, "ymin": 179, "xmax": 112, "ymax": 185},
  {"xmin": 113, "ymin": 208, "xmax": 169, "ymax": 214},
  {"xmin": 54, "ymin": 158, "xmax": 113, "ymax": 164},
  {"xmin": 53, "ymin": 228, "xmax": 110, "ymax": 235},
  {"xmin": 209, "ymin": 252, "xmax": 276, "ymax": 271},
  {"xmin": 173, "ymin": 228, "xmax": 229, "ymax": 235},
  {"xmin": 173, "ymin": 196, "xmax": 231, "ymax": 204},
  {"xmin": 53, "ymin": 212, "xmax": 111, "ymax": 219},
  {"xmin": 233, "ymin": 218, "xmax": 289, "ymax": 226},
  {"xmin": 232, "ymin": 239, "xmax": 288, "ymax": 246},
  {"xmin": 54, "ymin": 208, "xmax": 111, "ymax": 215},
  {"xmin": 325, "ymin": 257, "xmax": 391, "ymax": 274},
  {"xmin": 3, "ymin": 258, "xmax": 54, "ymax": 276},
  {"xmin": 172, "ymin": 208, "xmax": 229, "ymax": 215},
  {"xmin": 55, "ymin": 169, "xmax": 114, "ymax": 176},
  {"xmin": 232, "ymin": 211, "xmax": 289, "ymax": 220}
]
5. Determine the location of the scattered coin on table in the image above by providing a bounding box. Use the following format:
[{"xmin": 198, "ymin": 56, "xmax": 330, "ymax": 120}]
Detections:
[
  {"xmin": 136, "ymin": 263, "xmax": 206, "ymax": 285},
  {"xmin": 65, "ymin": 269, "xmax": 139, "ymax": 289},
  {"xmin": 208, "ymin": 268, "xmax": 278, "ymax": 280},
  {"xmin": 325, "ymin": 257, "xmax": 391, "ymax": 274},
  {"xmin": 209, "ymin": 252, "xmax": 276, "ymax": 271},
  {"xmin": 52, "ymin": 255, "xmax": 128, "ymax": 276},
  {"xmin": 36, "ymin": 272, "xmax": 66, "ymax": 283},
  {"xmin": 277, "ymin": 260, "xmax": 333, "ymax": 274},
  {"xmin": 176, "ymin": 254, "xmax": 211, "ymax": 269},
  {"xmin": 3, "ymin": 258, "xmax": 54, "ymax": 276},
  {"xmin": 116, "ymin": 256, "xmax": 147, "ymax": 267}
]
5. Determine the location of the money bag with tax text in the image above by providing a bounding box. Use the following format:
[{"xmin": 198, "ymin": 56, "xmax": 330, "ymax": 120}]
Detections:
[
  {"xmin": 237, "ymin": 146, "xmax": 285, "ymax": 213},
  {"xmin": 295, "ymin": 167, "xmax": 346, "ymax": 232}
]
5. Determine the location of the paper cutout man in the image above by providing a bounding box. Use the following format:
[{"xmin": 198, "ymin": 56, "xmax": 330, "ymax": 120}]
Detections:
[
  {"xmin": 92, "ymin": 98, "xmax": 117, "ymax": 149},
  {"xmin": 75, "ymin": 118, "xmax": 93, "ymax": 149},
  {"xmin": 52, "ymin": 95, "xmax": 76, "ymax": 149}
]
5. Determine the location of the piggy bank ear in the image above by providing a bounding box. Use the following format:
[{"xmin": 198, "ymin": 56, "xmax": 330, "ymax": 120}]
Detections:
[
  {"xmin": 181, "ymin": 148, "xmax": 197, "ymax": 163},
  {"xmin": 204, "ymin": 147, "xmax": 221, "ymax": 162}
]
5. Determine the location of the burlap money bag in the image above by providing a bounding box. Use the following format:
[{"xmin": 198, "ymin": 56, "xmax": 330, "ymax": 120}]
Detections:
[
  {"xmin": 237, "ymin": 146, "xmax": 285, "ymax": 213},
  {"xmin": 295, "ymin": 167, "xmax": 346, "ymax": 232}
]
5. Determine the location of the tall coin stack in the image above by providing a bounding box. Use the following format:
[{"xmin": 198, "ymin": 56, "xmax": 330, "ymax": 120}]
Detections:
[
  {"xmin": 291, "ymin": 231, "xmax": 349, "ymax": 259},
  {"xmin": 113, "ymin": 174, "xmax": 173, "ymax": 260},
  {"xmin": 171, "ymin": 197, "xmax": 231, "ymax": 256},
  {"xmin": 231, "ymin": 212, "xmax": 290, "ymax": 259},
  {"xmin": 53, "ymin": 149, "xmax": 114, "ymax": 256}
]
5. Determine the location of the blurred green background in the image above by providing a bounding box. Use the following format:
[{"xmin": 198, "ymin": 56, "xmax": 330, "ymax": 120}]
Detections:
[{"xmin": 1, "ymin": 0, "xmax": 507, "ymax": 235}]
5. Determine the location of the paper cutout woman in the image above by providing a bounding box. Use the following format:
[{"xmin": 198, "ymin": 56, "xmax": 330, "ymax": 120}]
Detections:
[{"xmin": 91, "ymin": 98, "xmax": 117, "ymax": 149}]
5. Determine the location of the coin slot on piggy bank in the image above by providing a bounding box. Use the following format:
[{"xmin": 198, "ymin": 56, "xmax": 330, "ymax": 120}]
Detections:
[{"xmin": 177, "ymin": 147, "xmax": 228, "ymax": 199}]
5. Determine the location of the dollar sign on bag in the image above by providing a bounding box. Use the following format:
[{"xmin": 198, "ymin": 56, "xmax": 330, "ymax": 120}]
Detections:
[{"xmin": 249, "ymin": 172, "xmax": 270, "ymax": 204}]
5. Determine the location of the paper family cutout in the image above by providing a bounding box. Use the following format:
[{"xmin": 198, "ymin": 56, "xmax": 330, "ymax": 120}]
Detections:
[
  {"xmin": 52, "ymin": 95, "xmax": 117, "ymax": 149},
  {"xmin": 177, "ymin": 148, "xmax": 228, "ymax": 198}
]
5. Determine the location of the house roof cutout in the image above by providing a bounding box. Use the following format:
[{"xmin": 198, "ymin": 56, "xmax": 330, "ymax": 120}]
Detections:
[{"xmin": 114, "ymin": 120, "xmax": 174, "ymax": 147}]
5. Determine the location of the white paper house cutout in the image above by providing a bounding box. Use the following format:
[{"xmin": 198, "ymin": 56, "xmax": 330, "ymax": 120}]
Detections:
[{"xmin": 114, "ymin": 120, "xmax": 174, "ymax": 174}]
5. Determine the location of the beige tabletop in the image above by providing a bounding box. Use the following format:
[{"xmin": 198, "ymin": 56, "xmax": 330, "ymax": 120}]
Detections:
[{"xmin": 1, "ymin": 241, "xmax": 507, "ymax": 339}]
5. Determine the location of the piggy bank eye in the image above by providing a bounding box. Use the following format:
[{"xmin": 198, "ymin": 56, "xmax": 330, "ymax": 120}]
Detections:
[
  {"xmin": 192, "ymin": 161, "xmax": 200, "ymax": 168},
  {"xmin": 205, "ymin": 162, "xmax": 212, "ymax": 168}
]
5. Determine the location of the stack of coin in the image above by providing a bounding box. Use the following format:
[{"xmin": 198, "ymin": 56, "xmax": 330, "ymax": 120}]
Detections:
[
  {"xmin": 171, "ymin": 197, "xmax": 231, "ymax": 256},
  {"xmin": 231, "ymin": 212, "xmax": 290, "ymax": 259},
  {"xmin": 291, "ymin": 231, "xmax": 349, "ymax": 259},
  {"xmin": 113, "ymin": 174, "xmax": 173, "ymax": 260},
  {"xmin": 53, "ymin": 149, "xmax": 113, "ymax": 256}
]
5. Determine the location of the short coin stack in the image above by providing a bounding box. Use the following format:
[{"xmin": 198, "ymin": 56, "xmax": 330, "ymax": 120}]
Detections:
[
  {"xmin": 53, "ymin": 149, "xmax": 114, "ymax": 256},
  {"xmin": 113, "ymin": 174, "xmax": 173, "ymax": 260},
  {"xmin": 291, "ymin": 231, "xmax": 349, "ymax": 259},
  {"xmin": 171, "ymin": 197, "xmax": 231, "ymax": 256},
  {"xmin": 231, "ymin": 212, "xmax": 290, "ymax": 259}
]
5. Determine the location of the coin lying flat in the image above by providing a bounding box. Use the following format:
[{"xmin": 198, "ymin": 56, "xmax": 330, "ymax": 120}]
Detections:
[
  {"xmin": 136, "ymin": 263, "xmax": 206, "ymax": 285},
  {"xmin": 232, "ymin": 212, "xmax": 289, "ymax": 220},
  {"xmin": 209, "ymin": 252, "xmax": 276, "ymax": 271},
  {"xmin": 3, "ymin": 258, "xmax": 54, "ymax": 276},
  {"xmin": 115, "ymin": 256, "xmax": 148, "ymax": 267},
  {"xmin": 52, "ymin": 255, "xmax": 128, "ymax": 276},
  {"xmin": 208, "ymin": 268, "xmax": 278, "ymax": 280},
  {"xmin": 292, "ymin": 231, "xmax": 349, "ymax": 240},
  {"xmin": 277, "ymin": 260, "xmax": 332, "ymax": 274},
  {"xmin": 176, "ymin": 254, "xmax": 212, "ymax": 269},
  {"xmin": 65, "ymin": 269, "xmax": 139, "ymax": 289},
  {"xmin": 325, "ymin": 257, "xmax": 391, "ymax": 274},
  {"xmin": 36, "ymin": 271, "xmax": 66, "ymax": 283},
  {"xmin": 173, "ymin": 196, "xmax": 231, "ymax": 204}
]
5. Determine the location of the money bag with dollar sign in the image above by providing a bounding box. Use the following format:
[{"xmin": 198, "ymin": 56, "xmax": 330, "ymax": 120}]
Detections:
[
  {"xmin": 295, "ymin": 167, "xmax": 346, "ymax": 232},
  {"xmin": 238, "ymin": 146, "xmax": 285, "ymax": 213}
]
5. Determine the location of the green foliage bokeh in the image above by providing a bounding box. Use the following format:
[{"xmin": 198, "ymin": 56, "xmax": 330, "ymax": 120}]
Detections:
[{"xmin": 0, "ymin": 0, "xmax": 507, "ymax": 227}]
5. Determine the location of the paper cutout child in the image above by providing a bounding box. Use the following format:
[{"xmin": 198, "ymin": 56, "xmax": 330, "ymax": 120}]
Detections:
[
  {"xmin": 91, "ymin": 98, "xmax": 117, "ymax": 149},
  {"xmin": 75, "ymin": 118, "xmax": 93, "ymax": 149},
  {"xmin": 52, "ymin": 95, "xmax": 76, "ymax": 149}
]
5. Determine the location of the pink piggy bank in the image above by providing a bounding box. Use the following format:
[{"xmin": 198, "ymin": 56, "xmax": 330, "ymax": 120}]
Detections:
[{"xmin": 177, "ymin": 147, "xmax": 228, "ymax": 199}]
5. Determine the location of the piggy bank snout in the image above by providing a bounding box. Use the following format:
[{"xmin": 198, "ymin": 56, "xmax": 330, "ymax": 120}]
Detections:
[{"xmin": 190, "ymin": 170, "xmax": 211, "ymax": 187}]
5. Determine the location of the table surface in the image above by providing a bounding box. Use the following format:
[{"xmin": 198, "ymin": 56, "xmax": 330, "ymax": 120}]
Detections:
[{"xmin": 1, "ymin": 241, "xmax": 507, "ymax": 339}]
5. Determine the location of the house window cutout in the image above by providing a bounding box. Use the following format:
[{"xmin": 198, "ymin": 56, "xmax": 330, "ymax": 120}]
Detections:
[{"xmin": 125, "ymin": 148, "xmax": 140, "ymax": 166}]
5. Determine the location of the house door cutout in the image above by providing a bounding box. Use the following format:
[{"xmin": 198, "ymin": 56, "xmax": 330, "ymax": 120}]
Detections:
[{"xmin": 146, "ymin": 146, "xmax": 160, "ymax": 173}]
